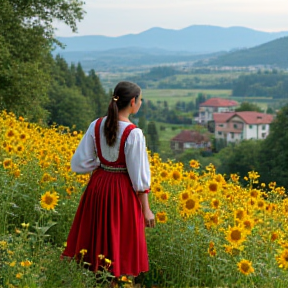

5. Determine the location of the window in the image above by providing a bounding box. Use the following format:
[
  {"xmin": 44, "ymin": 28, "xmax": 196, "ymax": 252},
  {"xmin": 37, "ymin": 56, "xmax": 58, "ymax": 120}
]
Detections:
[
  {"xmin": 231, "ymin": 132, "xmax": 234, "ymax": 139},
  {"xmin": 234, "ymin": 124, "xmax": 237, "ymax": 129},
  {"xmin": 219, "ymin": 124, "xmax": 224, "ymax": 127},
  {"xmin": 218, "ymin": 132, "xmax": 222, "ymax": 135},
  {"xmin": 262, "ymin": 125, "xmax": 266, "ymax": 130},
  {"xmin": 249, "ymin": 125, "xmax": 253, "ymax": 129}
]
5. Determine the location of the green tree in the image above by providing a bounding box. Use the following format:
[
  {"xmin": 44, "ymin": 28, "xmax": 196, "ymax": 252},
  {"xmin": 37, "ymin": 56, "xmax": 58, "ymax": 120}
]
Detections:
[
  {"xmin": 257, "ymin": 105, "xmax": 288, "ymax": 188},
  {"xmin": 0, "ymin": 0, "xmax": 85, "ymax": 121},
  {"xmin": 147, "ymin": 121, "xmax": 159, "ymax": 153},
  {"xmin": 235, "ymin": 101, "xmax": 263, "ymax": 112}
]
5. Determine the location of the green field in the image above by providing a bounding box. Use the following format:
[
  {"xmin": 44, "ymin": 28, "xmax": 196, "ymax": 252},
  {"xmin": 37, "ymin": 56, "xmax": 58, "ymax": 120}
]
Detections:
[{"xmin": 142, "ymin": 89, "xmax": 232, "ymax": 106}]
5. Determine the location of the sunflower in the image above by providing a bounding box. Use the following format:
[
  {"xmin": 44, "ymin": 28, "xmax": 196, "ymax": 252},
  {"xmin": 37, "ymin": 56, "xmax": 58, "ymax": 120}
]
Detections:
[
  {"xmin": 156, "ymin": 212, "xmax": 168, "ymax": 223},
  {"xmin": 226, "ymin": 226, "xmax": 246, "ymax": 246},
  {"xmin": 19, "ymin": 132, "xmax": 28, "ymax": 142},
  {"xmin": 179, "ymin": 190, "xmax": 191, "ymax": 202},
  {"xmin": 3, "ymin": 158, "xmax": 13, "ymax": 169},
  {"xmin": 171, "ymin": 170, "xmax": 182, "ymax": 182},
  {"xmin": 204, "ymin": 212, "xmax": 220, "ymax": 229},
  {"xmin": 40, "ymin": 191, "xmax": 59, "ymax": 210},
  {"xmin": 234, "ymin": 208, "xmax": 246, "ymax": 221},
  {"xmin": 5, "ymin": 128, "xmax": 17, "ymax": 139},
  {"xmin": 180, "ymin": 195, "xmax": 200, "ymax": 217},
  {"xmin": 211, "ymin": 198, "xmax": 220, "ymax": 209},
  {"xmin": 159, "ymin": 169, "xmax": 169, "ymax": 180},
  {"xmin": 66, "ymin": 186, "xmax": 76, "ymax": 195},
  {"xmin": 15, "ymin": 144, "xmax": 24, "ymax": 154},
  {"xmin": 208, "ymin": 241, "xmax": 216, "ymax": 257},
  {"xmin": 21, "ymin": 260, "xmax": 32, "ymax": 267},
  {"xmin": 230, "ymin": 173, "xmax": 240, "ymax": 183},
  {"xmin": 250, "ymin": 189, "xmax": 260, "ymax": 198},
  {"xmin": 189, "ymin": 159, "xmax": 200, "ymax": 169},
  {"xmin": 207, "ymin": 180, "xmax": 219, "ymax": 193},
  {"xmin": 242, "ymin": 218, "xmax": 255, "ymax": 234},
  {"xmin": 158, "ymin": 192, "xmax": 169, "ymax": 203},
  {"xmin": 276, "ymin": 249, "xmax": 288, "ymax": 269},
  {"xmin": 237, "ymin": 259, "xmax": 254, "ymax": 275},
  {"xmin": 189, "ymin": 173, "xmax": 199, "ymax": 183}
]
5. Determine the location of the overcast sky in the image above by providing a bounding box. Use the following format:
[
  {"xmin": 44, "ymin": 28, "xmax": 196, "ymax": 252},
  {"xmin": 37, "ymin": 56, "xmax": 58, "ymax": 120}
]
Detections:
[{"xmin": 54, "ymin": 0, "xmax": 288, "ymax": 37}]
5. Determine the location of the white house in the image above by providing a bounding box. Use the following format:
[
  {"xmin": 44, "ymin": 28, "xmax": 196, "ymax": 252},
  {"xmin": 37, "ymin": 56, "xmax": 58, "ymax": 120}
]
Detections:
[
  {"xmin": 199, "ymin": 98, "xmax": 238, "ymax": 124},
  {"xmin": 213, "ymin": 111, "xmax": 274, "ymax": 144}
]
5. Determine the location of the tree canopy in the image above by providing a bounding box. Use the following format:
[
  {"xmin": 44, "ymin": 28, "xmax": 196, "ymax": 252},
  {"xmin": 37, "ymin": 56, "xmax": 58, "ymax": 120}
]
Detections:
[{"xmin": 0, "ymin": 0, "xmax": 85, "ymax": 121}]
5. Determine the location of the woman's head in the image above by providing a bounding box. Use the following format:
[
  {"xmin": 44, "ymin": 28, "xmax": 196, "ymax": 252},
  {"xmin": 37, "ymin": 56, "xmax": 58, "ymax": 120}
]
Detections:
[{"xmin": 104, "ymin": 81, "xmax": 141, "ymax": 146}]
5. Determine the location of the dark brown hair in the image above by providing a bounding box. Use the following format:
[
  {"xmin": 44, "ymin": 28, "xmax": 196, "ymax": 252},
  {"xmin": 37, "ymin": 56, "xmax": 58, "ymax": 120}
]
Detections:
[{"xmin": 104, "ymin": 81, "xmax": 141, "ymax": 146}]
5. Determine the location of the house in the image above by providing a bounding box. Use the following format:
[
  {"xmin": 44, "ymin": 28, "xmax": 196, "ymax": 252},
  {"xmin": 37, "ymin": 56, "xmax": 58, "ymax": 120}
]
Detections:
[
  {"xmin": 213, "ymin": 111, "xmax": 274, "ymax": 144},
  {"xmin": 199, "ymin": 98, "xmax": 238, "ymax": 124},
  {"xmin": 170, "ymin": 130, "xmax": 211, "ymax": 152}
]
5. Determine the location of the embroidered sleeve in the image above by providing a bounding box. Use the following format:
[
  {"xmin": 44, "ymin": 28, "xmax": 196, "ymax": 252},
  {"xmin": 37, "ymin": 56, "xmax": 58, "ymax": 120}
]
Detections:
[{"xmin": 125, "ymin": 128, "xmax": 151, "ymax": 192}]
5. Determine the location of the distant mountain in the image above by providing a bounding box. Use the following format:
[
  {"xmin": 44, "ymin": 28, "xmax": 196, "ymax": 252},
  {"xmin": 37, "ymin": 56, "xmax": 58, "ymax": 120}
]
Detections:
[
  {"xmin": 197, "ymin": 36, "xmax": 288, "ymax": 68},
  {"xmin": 55, "ymin": 25, "xmax": 288, "ymax": 53}
]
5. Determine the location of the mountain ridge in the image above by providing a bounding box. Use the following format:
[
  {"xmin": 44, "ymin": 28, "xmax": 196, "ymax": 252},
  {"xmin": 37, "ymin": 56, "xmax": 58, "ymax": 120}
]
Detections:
[{"xmin": 55, "ymin": 25, "xmax": 288, "ymax": 53}]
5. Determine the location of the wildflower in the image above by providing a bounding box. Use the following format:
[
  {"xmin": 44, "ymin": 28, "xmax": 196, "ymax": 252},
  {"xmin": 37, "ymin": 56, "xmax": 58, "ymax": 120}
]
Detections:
[
  {"xmin": 3, "ymin": 158, "xmax": 13, "ymax": 169},
  {"xmin": 211, "ymin": 198, "xmax": 220, "ymax": 209},
  {"xmin": 235, "ymin": 208, "xmax": 246, "ymax": 221},
  {"xmin": 171, "ymin": 170, "xmax": 182, "ymax": 182},
  {"xmin": 0, "ymin": 240, "xmax": 8, "ymax": 249},
  {"xmin": 40, "ymin": 191, "xmax": 59, "ymax": 210},
  {"xmin": 21, "ymin": 223, "xmax": 29, "ymax": 229},
  {"xmin": 98, "ymin": 254, "xmax": 105, "ymax": 260},
  {"xmin": 189, "ymin": 159, "xmax": 200, "ymax": 169},
  {"xmin": 158, "ymin": 192, "xmax": 169, "ymax": 203},
  {"xmin": 120, "ymin": 276, "xmax": 132, "ymax": 283},
  {"xmin": 156, "ymin": 212, "xmax": 168, "ymax": 224},
  {"xmin": 208, "ymin": 241, "xmax": 217, "ymax": 257},
  {"xmin": 16, "ymin": 273, "xmax": 23, "ymax": 279},
  {"xmin": 207, "ymin": 180, "xmax": 219, "ymax": 193},
  {"xmin": 66, "ymin": 186, "xmax": 76, "ymax": 195},
  {"xmin": 226, "ymin": 226, "xmax": 246, "ymax": 246},
  {"xmin": 276, "ymin": 249, "xmax": 288, "ymax": 269},
  {"xmin": 180, "ymin": 195, "xmax": 200, "ymax": 217},
  {"xmin": 80, "ymin": 249, "xmax": 87, "ymax": 256},
  {"xmin": 5, "ymin": 129, "xmax": 17, "ymax": 139},
  {"xmin": 19, "ymin": 116, "xmax": 24, "ymax": 121},
  {"xmin": 105, "ymin": 258, "xmax": 112, "ymax": 267},
  {"xmin": 237, "ymin": 259, "xmax": 254, "ymax": 275},
  {"xmin": 159, "ymin": 170, "xmax": 169, "ymax": 180},
  {"xmin": 10, "ymin": 261, "xmax": 16, "ymax": 267},
  {"xmin": 230, "ymin": 174, "xmax": 240, "ymax": 183},
  {"xmin": 21, "ymin": 260, "xmax": 32, "ymax": 267}
]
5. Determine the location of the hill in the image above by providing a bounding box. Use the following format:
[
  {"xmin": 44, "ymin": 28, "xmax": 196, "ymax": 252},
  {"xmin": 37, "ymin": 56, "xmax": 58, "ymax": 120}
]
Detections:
[
  {"xmin": 198, "ymin": 37, "xmax": 288, "ymax": 68},
  {"xmin": 55, "ymin": 25, "xmax": 288, "ymax": 53},
  {"xmin": 56, "ymin": 47, "xmax": 222, "ymax": 71}
]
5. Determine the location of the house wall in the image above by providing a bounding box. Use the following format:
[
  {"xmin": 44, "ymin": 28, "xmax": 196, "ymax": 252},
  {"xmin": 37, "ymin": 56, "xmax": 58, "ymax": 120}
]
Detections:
[{"xmin": 199, "ymin": 106, "xmax": 236, "ymax": 124}]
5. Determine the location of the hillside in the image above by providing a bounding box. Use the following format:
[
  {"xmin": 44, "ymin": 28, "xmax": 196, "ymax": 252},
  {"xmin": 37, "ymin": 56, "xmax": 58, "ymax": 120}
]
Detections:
[
  {"xmin": 55, "ymin": 25, "xmax": 288, "ymax": 53},
  {"xmin": 55, "ymin": 47, "xmax": 222, "ymax": 71},
  {"xmin": 199, "ymin": 37, "xmax": 288, "ymax": 68}
]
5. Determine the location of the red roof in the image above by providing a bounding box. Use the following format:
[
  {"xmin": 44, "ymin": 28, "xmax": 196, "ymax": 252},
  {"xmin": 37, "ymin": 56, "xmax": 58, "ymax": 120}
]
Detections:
[
  {"xmin": 200, "ymin": 98, "xmax": 238, "ymax": 107},
  {"xmin": 213, "ymin": 111, "xmax": 274, "ymax": 124},
  {"xmin": 171, "ymin": 130, "xmax": 210, "ymax": 143}
]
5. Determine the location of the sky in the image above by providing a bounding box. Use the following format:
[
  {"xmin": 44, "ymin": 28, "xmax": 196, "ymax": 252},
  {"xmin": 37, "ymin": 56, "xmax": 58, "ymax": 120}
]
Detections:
[{"xmin": 54, "ymin": 0, "xmax": 288, "ymax": 37}]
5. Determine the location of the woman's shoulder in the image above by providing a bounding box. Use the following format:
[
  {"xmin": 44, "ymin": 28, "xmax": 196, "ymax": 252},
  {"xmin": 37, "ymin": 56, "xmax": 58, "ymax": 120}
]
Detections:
[{"xmin": 126, "ymin": 126, "xmax": 145, "ymax": 143}]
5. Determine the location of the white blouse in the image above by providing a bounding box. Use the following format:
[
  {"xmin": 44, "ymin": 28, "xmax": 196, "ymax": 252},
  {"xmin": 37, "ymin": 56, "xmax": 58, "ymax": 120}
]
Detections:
[{"xmin": 71, "ymin": 117, "xmax": 151, "ymax": 192}]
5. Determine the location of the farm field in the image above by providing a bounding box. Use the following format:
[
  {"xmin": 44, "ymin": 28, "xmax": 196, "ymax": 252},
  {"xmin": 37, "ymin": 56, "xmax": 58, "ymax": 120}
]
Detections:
[{"xmin": 143, "ymin": 89, "xmax": 232, "ymax": 106}]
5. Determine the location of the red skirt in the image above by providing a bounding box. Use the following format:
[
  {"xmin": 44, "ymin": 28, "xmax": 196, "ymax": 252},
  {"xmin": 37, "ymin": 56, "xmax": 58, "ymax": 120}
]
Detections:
[{"xmin": 62, "ymin": 168, "xmax": 149, "ymax": 277}]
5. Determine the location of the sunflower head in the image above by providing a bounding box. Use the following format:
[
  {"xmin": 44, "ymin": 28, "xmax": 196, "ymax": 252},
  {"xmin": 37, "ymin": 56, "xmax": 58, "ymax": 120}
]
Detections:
[
  {"xmin": 237, "ymin": 259, "xmax": 254, "ymax": 275},
  {"xmin": 226, "ymin": 226, "xmax": 246, "ymax": 246},
  {"xmin": 276, "ymin": 249, "xmax": 288, "ymax": 269},
  {"xmin": 40, "ymin": 191, "xmax": 59, "ymax": 210},
  {"xmin": 156, "ymin": 212, "xmax": 168, "ymax": 224}
]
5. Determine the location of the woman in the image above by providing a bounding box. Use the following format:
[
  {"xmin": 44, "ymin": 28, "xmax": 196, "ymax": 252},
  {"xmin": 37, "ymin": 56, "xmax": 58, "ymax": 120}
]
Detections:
[{"xmin": 62, "ymin": 81, "xmax": 154, "ymax": 278}]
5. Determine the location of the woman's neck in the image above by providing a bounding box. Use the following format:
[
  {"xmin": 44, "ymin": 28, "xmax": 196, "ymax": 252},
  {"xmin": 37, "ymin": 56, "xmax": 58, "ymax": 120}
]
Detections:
[{"xmin": 118, "ymin": 109, "xmax": 131, "ymax": 123}]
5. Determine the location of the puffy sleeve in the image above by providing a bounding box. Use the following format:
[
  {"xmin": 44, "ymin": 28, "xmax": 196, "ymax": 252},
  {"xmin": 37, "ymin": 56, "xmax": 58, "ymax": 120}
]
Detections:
[
  {"xmin": 125, "ymin": 128, "xmax": 151, "ymax": 192},
  {"xmin": 71, "ymin": 120, "xmax": 100, "ymax": 173}
]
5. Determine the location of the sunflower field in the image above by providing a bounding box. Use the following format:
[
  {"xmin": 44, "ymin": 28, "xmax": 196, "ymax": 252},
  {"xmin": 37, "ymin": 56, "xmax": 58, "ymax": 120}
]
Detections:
[{"xmin": 1, "ymin": 110, "xmax": 288, "ymax": 288}]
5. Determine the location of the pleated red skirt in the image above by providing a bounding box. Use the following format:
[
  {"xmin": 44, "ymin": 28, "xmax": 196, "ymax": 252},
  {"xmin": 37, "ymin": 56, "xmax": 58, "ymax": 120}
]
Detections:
[{"xmin": 62, "ymin": 119, "xmax": 149, "ymax": 277}]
